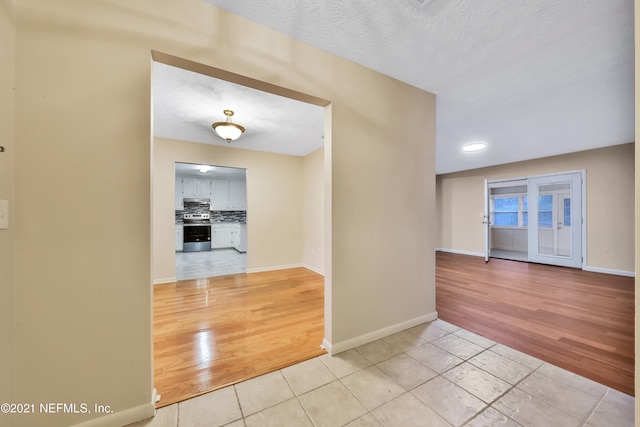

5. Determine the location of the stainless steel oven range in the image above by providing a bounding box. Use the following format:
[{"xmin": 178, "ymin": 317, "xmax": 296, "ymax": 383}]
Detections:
[{"xmin": 183, "ymin": 213, "xmax": 211, "ymax": 252}]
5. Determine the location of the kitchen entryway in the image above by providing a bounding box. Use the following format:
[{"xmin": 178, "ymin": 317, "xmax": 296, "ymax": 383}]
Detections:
[
  {"xmin": 152, "ymin": 57, "xmax": 328, "ymax": 411},
  {"xmin": 175, "ymin": 162, "xmax": 248, "ymax": 279}
]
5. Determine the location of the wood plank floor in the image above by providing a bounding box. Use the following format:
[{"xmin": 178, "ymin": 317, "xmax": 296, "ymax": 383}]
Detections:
[
  {"xmin": 153, "ymin": 267, "xmax": 325, "ymax": 407},
  {"xmin": 436, "ymin": 251, "xmax": 635, "ymax": 396}
]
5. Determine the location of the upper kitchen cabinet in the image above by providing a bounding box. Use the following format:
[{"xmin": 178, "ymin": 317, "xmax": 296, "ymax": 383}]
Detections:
[
  {"xmin": 182, "ymin": 177, "xmax": 197, "ymax": 197},
  {"xmin": 211, "ymin": 180, "xmax": 246, "ymax": 211},
  {"xmin": 182, "ymin": 177, "xmax": 211, "ymax": 198},
  {"xmin": 230, "ymin": 181, "xmax": 247, "ymax": 210},
  {"xmin": 175, "ymin": 177, "xmax": 184, "ymax": 210},
  {"xmin": 197, "ymin": 179, "xmax": 212, "ymax": 198},
  {"xmin": 211, "ymin": 180, "xmax": 230, "ymax": 210}
]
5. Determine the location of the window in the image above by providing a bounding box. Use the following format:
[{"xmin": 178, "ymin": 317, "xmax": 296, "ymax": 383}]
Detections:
[
  {"xmin": 538, "ymin": 194, "xmax": 553, "ymax": 228},
  {"xmin": 563, "ymin": 198, "xmax": 571, "ymax": 226},
  {"xmin": 493, "ymin": 196, "xmax": 519, "ymax": 226},
  {"xmin": 491, "ymin": 195, "xmax": 527, "ymax": 227}
]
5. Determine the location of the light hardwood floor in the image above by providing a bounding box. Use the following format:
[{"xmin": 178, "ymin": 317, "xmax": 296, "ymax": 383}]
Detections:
[
  {"xmin": 154, "ymin": 267, "xmax": 325, "ymax": 407},
  {"xmin": 154, "ymin": 252, "xmax": 634, "ymax": 408},
  {"xmin": 436, "ymin": 251, "xmax": 635, "ymax": 396}
]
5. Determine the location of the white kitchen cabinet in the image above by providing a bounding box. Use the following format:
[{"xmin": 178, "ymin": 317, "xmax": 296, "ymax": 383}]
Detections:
[
  {"xmin": 230, "ymin": 228, "xmax": 238, "ymax": 248},
  {"xmin": 177, "ymin": 175, "xmax": 212, "ymax": 204},
  {"xmin": 196, "ymin": 178, "xmax": 211, "ymax": 198},
  {"xmin": 182, "ymin": 177, "xmax": 197, "ymax": 198},
  {"xmin": 211, "ymin": 180, "xmax": 230, "ymax": 210},
  {"xmin": 230, "ymin": 181, "xmax": 247, "ymax": 210},
  {"xmin": 210, "ymin": 180, "xmax": 246, "ymax": 211},
  {"xmin": 234, "ymin": 223, "xmax": 247, "ymax": 253},
  {"xmin": 175, "ymin": 224, "xmax": 183, "ymax": 251},
  {"xmin": 212, "ymin": 224, "xmax": 234, "ymax": 248},
  {"xmin": 175, "ymin": 177, "xmax": 184, "ymax": 210}
]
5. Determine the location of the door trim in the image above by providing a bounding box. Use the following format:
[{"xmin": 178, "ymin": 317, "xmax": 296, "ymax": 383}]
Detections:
[{"xmin": 528, "ymin": 172, "xmax": 582, "ymax": 268}]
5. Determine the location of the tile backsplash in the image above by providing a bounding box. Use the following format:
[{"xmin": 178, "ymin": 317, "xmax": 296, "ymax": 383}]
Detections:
[
  {"xmin": 176, "ymin": 202, "xmax": 246, "ymax": 223},
  {"xmin": 210, "ymin": 211, "xmax": 246, "ymax": 223}
]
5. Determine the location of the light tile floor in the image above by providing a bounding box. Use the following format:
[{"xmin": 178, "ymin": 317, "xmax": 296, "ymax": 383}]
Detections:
[
  {"xmin": 175, "ymin": 249, "xmax": 247, "ymax": 280},
  {"xmin": 129, "ymin": 319, "xmax": 635, "ymax": 427}
]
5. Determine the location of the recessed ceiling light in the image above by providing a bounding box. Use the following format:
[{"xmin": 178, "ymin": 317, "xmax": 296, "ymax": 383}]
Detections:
[
  {"xmin": 199, "ymin": 166, "xmax": 210, "ymax": 173},
  {"xmin": 462, "ymin": 142, "xmax": 488, "ymax": 152}
]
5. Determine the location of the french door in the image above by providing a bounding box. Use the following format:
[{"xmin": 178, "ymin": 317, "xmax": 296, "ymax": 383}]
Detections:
[
  {"xmin": 484, "ymin": 171, "xmax": 583, "ymax": 268},
  {"xmin": 483, "ymin": 179, "xmax": 490, "ymax": 262},
  {"xmin": 528, "ymin": 172, "xmax": 582, "ymax": 268}
]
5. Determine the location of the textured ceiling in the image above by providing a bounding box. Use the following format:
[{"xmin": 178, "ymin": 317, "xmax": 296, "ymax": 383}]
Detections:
[
  {"xmin": 153, "ymin": 62, "xmax": 325, "ymax": 157},
  {"xmin": 175, "ymin": 162, "xmax": 246, "ymax": 179},
  {"xmin": 195, "ymin": 0, "xmax": 634, "ymax": 174}
]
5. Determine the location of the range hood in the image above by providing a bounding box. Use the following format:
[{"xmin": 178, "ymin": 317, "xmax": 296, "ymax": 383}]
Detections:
[{"xmin": 183, "ymin": 198, "xmax": 210, "ymax": 204}]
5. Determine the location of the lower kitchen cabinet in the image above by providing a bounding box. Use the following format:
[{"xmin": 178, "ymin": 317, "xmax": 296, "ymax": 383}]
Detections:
[
  {"xmin": 212, "ymin": 223, "xmax": 246, "ymax": 251},
  {"xmin": 175, "ymin": 224, "xmax": 183, "ymax": 251},
  {"xmin": 234, "ymin": 224, "xmax": 247, "ymax": 253},
  {"xmin": 212, "ymin": 224, "xmax": 234, "ymax": 249}
]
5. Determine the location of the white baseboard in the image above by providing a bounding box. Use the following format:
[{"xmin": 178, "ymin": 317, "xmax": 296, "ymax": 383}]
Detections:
[
  {"xmin": 436, "ymin": 248, "xmax": 484, "ymax": 257},
  {"xmin": 153, "ymin": 276, "xmax": 176, "ymax": 285},
  {"xmin": 303, "ymin": 263, "xmax": 325, "ymax": 276},
  {"xmin": 247, "ymin": 263, "xmax": 304, "ymax": 273},
  {"xmin": 70, "ymin": 400, "xmax": 155, "ymax": 427},
  {"xmin": 155, "ymin": 264, "xmax": 323, "ymax": 284},
  {"xmin": 325, "ymin": 311, "xmax": 438, "ymax": 355},
  {"xmin": 583, "ymin": 266, "xmax": 635, "ymax": 278},
  {"xmin": 321, "ymin": 338, "xmax": 332, "ymax": 354}
]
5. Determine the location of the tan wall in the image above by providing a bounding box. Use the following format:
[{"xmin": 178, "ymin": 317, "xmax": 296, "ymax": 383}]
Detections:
[
  {"xmin": 153, "ymin": 137, "xmax": 306, "ymax": 281},
  {"xmin": 302, "ymin": 148, "xmax": 325, "ymax": 273},
  {"xmin": 634, "ymin": 0, "xmax": 639, "ymax": 419},
  {"xmin": 437, "ymin": 143, "xmax": 635, "ymax": 273},
  {"xmin": 0, "ymin": 0, "xmax": 15, "ymax": 423},
  {"xmin": 12, "ymin": 1, "xmax": 436, "ymax": 425}
]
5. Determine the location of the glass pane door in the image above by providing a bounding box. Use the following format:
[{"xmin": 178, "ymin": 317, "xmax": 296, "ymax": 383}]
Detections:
[
  {"xmin": 484, "ymin": 179, "xmax": 490, "ymax": 262},
  {"xmin": 528, "ymin": 173, "xmax": 582, "ymax": 268}
]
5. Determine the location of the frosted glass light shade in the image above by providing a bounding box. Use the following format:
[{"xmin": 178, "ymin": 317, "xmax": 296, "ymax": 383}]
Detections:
[{"xmin": 212, "ymin": 110, "xmax": 245, "ymax": 142}]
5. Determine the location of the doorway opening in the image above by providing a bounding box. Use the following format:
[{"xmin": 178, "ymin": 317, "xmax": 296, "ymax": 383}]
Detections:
[
  {"xmin": 484, "ymin": 171, "xmax": 584, "ymax": 268},
  {"xmin": 151, "ymin": 52, "xmax": 332, "ymax": 407},
  {"xmin": 175, "ymin": 162, "xmax": 248, "ymax": 280}
]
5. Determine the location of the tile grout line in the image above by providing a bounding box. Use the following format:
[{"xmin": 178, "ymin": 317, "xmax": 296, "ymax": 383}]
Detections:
[
  {"xmin": 424, "ymin": 332, "xmax": 552, "ymax": 426},
  {"xmin": 581, "ymin": 388, "xmax": 607, "ymax": 427},
  {"xmin": 343, "ymin": 328, "xmax": 488, "ymax": 426},
  {"xmin": 278, "ymin": 365, "xmax": 320, "ymax": 427},
  {"xmin": 231, "ymin": 383, "xmax": 246, "ymax": 425},
  {"xmin": 460, "ymin": 345, "xmax": 543, "ymax": 426},
  {"xmin": 524, "ymin": 362, "xmax": 610, "ymax": 425}
]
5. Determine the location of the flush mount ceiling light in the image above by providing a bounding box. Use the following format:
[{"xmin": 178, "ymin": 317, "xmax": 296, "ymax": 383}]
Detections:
[
  {"xmin": 199, "ymin": 165, "xmax": 210, "ymax": 173},
  {"xmin": 462, "ymin": 141, "xmax": 488, "ymax": 152},
  {"xmin": 212, "ymin": 109, "xmax": 245, "ymax": 142},
  {"xmin": 410, "ymin": 0, "xmax": 435, "ymax": 8}
]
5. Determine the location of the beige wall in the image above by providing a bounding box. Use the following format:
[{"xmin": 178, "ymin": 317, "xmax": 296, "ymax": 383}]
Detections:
[
  {"xmin": 634, "ymin": 0, "xmax": 639, "ymax": 419},
  {"xmin": 0, "ymin": 0, "xmax": 15, "ymax": 424},
  {"xmin": 154, "ymin": 137, "xmax": 309, "ymax": 281},
  {"xmin": 12, "ymin": 1, "xmax": 436, "ymax": 425},
  {"xmin": 302, "ymin": 148, "xmax": 325, "ymax": 273},
  {"xmin": 437, "ymin": 143, "xmax": 635, "ymax": 273}
]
